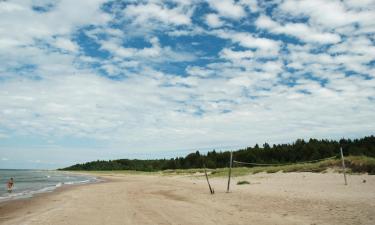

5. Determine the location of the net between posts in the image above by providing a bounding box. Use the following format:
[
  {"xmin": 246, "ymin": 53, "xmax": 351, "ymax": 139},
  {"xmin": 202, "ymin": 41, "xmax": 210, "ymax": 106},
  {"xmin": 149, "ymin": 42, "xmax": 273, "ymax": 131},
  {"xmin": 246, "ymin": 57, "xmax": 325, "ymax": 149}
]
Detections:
[
  {"xmin": 233, "ymin": 156, "xmax": 337, "ymax": 167},
  {"xmin": 227, "ymin": 153, "xmax": 347, "ymax": 192}
]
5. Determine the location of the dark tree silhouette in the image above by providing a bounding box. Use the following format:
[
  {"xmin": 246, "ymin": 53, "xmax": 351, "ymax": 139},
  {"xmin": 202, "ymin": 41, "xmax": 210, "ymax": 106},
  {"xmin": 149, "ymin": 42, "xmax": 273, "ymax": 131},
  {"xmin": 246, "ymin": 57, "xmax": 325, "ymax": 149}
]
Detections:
[{"xmin": 61, "ymin": 135, "xmax": 375, "ymax": 171}]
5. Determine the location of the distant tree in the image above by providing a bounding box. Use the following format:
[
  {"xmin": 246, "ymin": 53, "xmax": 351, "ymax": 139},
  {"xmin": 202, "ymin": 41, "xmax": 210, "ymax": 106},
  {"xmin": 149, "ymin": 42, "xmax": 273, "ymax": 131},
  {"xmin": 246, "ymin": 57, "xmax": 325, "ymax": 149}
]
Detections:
[{"xmin": 61, "ymin": 136, "xmax": 375, "ymax": 171}]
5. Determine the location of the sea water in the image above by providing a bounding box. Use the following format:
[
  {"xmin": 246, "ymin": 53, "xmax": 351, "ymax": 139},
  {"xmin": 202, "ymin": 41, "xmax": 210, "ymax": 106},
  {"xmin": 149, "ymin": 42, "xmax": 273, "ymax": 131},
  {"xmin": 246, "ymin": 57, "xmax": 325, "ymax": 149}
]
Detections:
[{"xmin": 0, "ymin": 169, "xmax": 98, "ymax": 202}]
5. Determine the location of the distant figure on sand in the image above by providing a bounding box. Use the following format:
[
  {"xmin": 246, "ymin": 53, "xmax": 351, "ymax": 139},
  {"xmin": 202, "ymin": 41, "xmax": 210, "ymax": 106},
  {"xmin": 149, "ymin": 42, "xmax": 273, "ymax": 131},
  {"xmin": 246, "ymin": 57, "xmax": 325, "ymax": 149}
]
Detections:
[{"xmin": 7, "ymin": 178, "xmax": 14, "ymax": 193}]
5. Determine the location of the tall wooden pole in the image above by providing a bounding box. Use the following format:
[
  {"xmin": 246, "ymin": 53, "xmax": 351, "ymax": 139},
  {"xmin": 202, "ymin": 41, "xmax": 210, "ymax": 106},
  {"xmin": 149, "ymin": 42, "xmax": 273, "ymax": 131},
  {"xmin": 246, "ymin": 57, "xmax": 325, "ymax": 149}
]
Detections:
[
  {"xmin": 226, "ymin": 151, "xmax": 233, "ymax": 193},
  {"xmin": 204, "ymin": 165, "xmax": 214, "ymax": 194},
  {"xmin": 340, "ymin": 147, "xmax": 348, "ymax": 185}
]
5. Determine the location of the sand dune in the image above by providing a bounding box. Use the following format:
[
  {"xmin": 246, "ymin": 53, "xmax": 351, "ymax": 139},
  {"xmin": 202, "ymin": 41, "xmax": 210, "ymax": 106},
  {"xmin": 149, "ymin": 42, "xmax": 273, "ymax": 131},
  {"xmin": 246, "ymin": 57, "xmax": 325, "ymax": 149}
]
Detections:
[{"xmin": 1, "ymin": 172, "xmax": 374, "ymax": 225}]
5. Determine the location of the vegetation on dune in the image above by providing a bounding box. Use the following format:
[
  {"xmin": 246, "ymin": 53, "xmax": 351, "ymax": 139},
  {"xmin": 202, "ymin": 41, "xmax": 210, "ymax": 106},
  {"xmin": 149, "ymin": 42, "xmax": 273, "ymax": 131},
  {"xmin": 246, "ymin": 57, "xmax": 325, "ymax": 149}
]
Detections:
[
  {"xmin": 71, "ymin": 156, "xmax": 375, "ymax": 177},
  {"xmin": 73, "ymin": 170, "xmax": 159, "ymax": 176},
  {"xmin": 237, "ymin": 181, "xmax": 250, "ymax": 185},
  {"xmin": 344, "ymin": 156, "xmax": 375, "ymax": 174},
  {"xmin": 160, "ymin": 156, "xmax": 375, "ymax": 177},
  {"xmin": 61, "ymin": 136, "xmax": 375, "ymax": 174}
]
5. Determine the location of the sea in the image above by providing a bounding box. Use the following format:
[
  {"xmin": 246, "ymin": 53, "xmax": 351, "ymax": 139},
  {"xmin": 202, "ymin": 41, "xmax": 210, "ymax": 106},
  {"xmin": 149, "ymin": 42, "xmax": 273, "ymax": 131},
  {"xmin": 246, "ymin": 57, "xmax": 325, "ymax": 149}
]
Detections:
[{"xmin": 0, "ymin": 169, "xmax": 99, "ymax": 202}]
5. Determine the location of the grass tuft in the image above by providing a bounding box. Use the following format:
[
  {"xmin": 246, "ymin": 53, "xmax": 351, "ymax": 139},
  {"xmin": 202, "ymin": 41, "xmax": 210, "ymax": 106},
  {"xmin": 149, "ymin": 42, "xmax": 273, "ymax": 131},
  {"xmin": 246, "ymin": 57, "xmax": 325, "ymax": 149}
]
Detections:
[{"xmin": 237, "ymin": 180, "xmax": 250, "ymax": 185}]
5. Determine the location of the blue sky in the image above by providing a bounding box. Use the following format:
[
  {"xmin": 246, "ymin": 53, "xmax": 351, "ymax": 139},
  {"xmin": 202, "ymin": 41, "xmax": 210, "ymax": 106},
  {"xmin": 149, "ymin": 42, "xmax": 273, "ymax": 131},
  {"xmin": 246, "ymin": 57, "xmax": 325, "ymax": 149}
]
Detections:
[{"xmin": 0, "ymin": 0, "xmax": 374, "ymax": 169}]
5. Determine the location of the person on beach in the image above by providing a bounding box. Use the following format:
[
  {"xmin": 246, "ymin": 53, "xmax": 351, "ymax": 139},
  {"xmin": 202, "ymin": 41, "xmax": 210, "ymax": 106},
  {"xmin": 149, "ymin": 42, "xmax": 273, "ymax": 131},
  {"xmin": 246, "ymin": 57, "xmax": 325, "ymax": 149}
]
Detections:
[{"xmin": 7, "ymin": 178, "xmax": 14, "ymax": 193}]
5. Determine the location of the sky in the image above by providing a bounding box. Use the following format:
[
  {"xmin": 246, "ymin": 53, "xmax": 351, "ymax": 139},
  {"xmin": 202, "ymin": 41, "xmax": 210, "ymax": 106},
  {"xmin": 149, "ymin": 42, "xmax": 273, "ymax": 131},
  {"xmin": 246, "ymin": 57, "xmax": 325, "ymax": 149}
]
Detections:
[{"xmin": 0, "ymin": 0, "xmax": 374, "ymax": 169}]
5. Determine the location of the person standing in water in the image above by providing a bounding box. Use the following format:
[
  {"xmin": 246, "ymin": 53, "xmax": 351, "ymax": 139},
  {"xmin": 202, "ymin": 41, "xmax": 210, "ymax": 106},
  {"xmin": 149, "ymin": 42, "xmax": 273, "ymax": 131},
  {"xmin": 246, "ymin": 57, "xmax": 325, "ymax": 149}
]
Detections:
[{"xmin": 7, "ymin": 178, "xmax": 14, "ymax": 193}]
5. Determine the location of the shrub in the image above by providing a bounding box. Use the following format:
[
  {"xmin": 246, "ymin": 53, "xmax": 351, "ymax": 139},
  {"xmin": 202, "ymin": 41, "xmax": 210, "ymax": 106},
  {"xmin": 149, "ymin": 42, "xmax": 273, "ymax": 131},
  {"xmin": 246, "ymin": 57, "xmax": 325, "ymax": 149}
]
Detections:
[{"xmin": 237, "ymin": 180, "xmax": 250, "ymax": 185}]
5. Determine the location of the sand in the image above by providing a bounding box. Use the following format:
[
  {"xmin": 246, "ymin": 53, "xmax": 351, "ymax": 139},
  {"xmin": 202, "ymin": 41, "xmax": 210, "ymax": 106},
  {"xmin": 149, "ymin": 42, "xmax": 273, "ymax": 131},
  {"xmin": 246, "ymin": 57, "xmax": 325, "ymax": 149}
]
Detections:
[{"xmin": 0, "ymin": 172, "xmax": 374, "ymax": 225}]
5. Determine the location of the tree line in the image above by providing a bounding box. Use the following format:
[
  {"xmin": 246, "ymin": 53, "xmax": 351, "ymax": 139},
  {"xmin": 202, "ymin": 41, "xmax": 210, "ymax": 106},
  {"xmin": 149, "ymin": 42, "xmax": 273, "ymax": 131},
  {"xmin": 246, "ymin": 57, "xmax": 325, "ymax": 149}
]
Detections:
[{"xmin": 61, "ymin": 135, "xmax": 375, "ymax": 171}]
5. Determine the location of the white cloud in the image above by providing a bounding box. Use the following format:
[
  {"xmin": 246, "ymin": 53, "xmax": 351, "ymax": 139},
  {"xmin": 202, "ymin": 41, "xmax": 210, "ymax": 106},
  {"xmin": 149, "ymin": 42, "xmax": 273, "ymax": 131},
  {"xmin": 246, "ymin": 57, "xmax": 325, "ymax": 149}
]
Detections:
[
  {"xmin": 0, "ymin": 0, "xmax": 110, "ymax": 46},
  {"xmin": 205, "ymin": 13, "xmax": 224, "ymax": 28},
  {"xmin": 215, "ymin": 30, "xmax": 280, "ymax": 56},
  {"xmin": 186, "ymin": 66, "xmax": 214, "ymax": 78},
  {"xmin": 239, "ymin": 0, "xmax": 259, "ymax": 12},
  {"xmin": 329, "ymin": 36, "xmax": 375, "ymax": 60},
  {"xmin": 0, "ymin": 38, "xmax": 21, "ymax": 49},
  {"xmin": 255, "ymin": 14, "xmax": 278, "ymax": 28},
  {"xmin": 99, "ymin": 37, "xmax": 196, "ymax": 66},
  {"xmin": 219, "ymin": 48, "xmax": 254, "ymax": 61},
  {"xmin": 279, "ymin": 0, "xmax": 375, "ymax": 32},
  {"xmin": 284, "ymin": 38, "xmax": 374, "ymax": 81},
  {"xmin": 344, "ymin": 0, "xmax": 375, "ymax": 9},
  {"xmin": 54, "ymin": 38, "xmax": 79, "ymax": 52},
  {"xmin": 0, "ymin": 1, "xmax": 25, "ymax": 13},
  {"xmin": 232, "ymin": 33, "xmax": 279, "ymax": 51},
  {"xmin": 124, "ymin": 2, "xmax": 192, "ymax": 26},
  {"xmin": 207, "ymin": 0, "xmax": 246, "ymax": 20},
  {"xmin": 256, "ymin": 15, "xmax": 341, "ymax": 44},
  {"xmin": 0, "ymin": 0, "xmax": 110, "ymax": 79}
]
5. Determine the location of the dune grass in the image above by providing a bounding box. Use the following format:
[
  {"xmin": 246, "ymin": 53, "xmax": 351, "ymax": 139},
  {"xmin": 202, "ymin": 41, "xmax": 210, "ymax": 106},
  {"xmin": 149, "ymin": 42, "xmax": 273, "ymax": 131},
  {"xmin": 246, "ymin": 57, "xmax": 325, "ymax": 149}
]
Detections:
[
  {"xmin": 161, "ymin": 156, "xmax": 375, "ymax": 177},
  {"xmin": 237, "ymin": 180, "xmax": 250, "ymax": 185},
  {"xmin": 67, "ymin": 156, "xmax": 375, "ymax": 177},
  {"xmin": 68, "ymin": 170, "xmax": 159, "ymax": 176},
  {"xmin": 344, "ymin": 156, "xmax": 375, "ymax": 174}
]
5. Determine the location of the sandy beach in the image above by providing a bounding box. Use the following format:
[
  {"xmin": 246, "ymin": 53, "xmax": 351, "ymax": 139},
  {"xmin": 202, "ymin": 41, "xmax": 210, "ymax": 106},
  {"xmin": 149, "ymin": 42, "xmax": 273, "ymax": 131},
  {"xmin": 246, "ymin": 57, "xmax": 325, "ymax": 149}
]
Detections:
[{"xmin": 0, "ymin": 172, "xmax": 374, "ymax": 225}]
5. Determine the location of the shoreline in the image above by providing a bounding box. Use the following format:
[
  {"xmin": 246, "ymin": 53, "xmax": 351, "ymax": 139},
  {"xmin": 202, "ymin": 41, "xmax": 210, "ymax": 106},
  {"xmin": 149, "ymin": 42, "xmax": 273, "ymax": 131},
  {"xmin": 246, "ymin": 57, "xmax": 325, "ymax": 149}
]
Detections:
[
  {"xmin": 0, "ymin": 176, "xmax": 108, "ymax": 223},
  {"xmin": 0, "ymin": 170, "xmax": 103, "ymax": 204},
  {"xmin": 1, "ymin": 172, "xmax": 374, "ymax": 225}
]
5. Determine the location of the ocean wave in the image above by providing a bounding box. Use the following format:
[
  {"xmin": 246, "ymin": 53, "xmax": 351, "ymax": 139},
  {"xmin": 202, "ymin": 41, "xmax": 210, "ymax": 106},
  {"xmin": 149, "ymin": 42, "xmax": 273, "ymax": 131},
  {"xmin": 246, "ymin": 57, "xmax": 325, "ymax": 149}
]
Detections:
[{"xmin": 0, "ymin": 175, "xmax": 100, "ymax": 203}]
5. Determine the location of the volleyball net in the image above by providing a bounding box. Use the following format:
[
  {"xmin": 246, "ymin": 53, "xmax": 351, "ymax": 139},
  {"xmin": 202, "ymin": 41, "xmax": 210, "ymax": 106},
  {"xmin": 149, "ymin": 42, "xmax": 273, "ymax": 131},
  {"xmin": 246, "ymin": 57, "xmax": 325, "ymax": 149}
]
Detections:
[
  {"xmin": 226, "ymin": 147, "xmax": 348, "ymax": 192},
  {"xmin": 233, "ymin": 155, "xmax": 337, "ymax": 167}
]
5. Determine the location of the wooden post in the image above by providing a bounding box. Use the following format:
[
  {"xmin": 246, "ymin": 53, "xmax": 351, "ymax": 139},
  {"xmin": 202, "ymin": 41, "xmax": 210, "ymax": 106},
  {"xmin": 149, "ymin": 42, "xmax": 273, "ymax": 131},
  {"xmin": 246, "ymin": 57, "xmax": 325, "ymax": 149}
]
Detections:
[
  {"xmin": 340, "ymin": 147, "xmax": 348, "ymax": 185},
  {"xmin": 204, "ymin": 165, "xmax": 214, "ymax": 194},
  {"xmin": 226, "ymin": 151, "xmax": 233, "ymax": 193}
]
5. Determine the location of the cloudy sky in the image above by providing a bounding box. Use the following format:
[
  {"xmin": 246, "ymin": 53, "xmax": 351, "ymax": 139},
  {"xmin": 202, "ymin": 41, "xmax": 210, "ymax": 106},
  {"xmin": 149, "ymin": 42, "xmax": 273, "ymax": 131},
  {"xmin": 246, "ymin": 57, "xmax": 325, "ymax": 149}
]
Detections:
[{"xmin": 0, "ymin": 0, "xmax": 374, "ymax": 169}]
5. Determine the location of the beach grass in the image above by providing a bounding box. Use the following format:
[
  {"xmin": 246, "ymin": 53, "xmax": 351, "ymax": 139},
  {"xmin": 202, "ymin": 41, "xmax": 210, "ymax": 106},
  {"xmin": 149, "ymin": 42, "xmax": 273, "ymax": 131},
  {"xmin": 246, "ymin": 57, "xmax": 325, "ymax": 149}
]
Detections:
[
  {"xmin": 161, "ymin": 155, "xmax": 375, "ymax": 177},
  {"xmin": 67, "ymin": 156, "xmax": 375, "ymax": 177},
  {"xmin": 237, "ymin": 180, "xmax": 250, "ymax": 185},
  {"xmin": 70, "ymin": 170, "xmax": 159, "ymax": 176}
]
